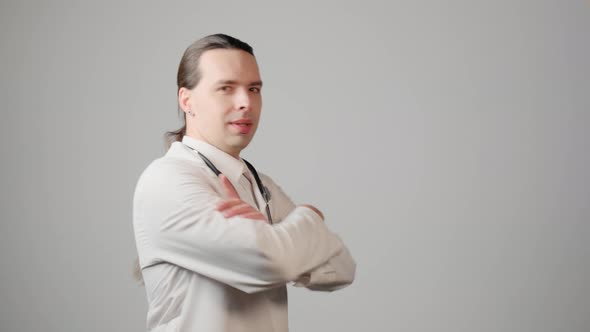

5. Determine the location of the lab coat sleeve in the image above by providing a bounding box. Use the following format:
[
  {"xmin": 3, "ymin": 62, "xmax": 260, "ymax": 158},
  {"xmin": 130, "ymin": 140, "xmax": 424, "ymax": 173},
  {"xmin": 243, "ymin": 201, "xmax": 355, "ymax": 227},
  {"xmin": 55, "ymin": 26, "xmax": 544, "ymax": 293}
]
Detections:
[
  {"xmin": 262, "ymin": 174, "xmax": 357, "ymax": 292},
  {"xmin": 133, "ymin": 159, "xmax": 344, "ymax": 294},
  {"xmin": 292, "ymin": 246, "xmax": 356, "ymax": 291}
]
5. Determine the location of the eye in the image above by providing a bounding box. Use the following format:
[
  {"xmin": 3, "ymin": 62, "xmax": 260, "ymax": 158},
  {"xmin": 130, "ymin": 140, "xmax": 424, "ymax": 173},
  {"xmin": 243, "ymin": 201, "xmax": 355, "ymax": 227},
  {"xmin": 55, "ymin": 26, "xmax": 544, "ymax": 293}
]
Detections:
[
  {"xmin": 250, "ymin": 87, "xmax": 261, "ymax": 93},
  {"xmin": 219, "ymin": 86, "xmax": 232, "ymax": 92}
]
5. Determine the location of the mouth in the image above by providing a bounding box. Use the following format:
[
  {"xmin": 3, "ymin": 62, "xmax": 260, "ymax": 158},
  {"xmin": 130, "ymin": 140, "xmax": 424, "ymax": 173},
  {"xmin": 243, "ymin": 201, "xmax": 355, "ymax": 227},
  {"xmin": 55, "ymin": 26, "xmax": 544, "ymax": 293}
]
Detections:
[
  {"xmin": 229, "ymin": 119, "xmax": 253, "ymax": 125},
  {"xmin": 228, "ymin": 120, "xmax": 253, "ymax": 134}
]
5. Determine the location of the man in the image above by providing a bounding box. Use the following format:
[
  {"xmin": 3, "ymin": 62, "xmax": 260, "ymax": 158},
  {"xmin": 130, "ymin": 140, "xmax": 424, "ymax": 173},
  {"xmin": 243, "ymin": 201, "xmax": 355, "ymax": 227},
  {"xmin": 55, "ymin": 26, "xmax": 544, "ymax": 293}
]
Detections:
[{"xmin": 132, "ymin": 34, "xmax": 356, "ymax": 332}]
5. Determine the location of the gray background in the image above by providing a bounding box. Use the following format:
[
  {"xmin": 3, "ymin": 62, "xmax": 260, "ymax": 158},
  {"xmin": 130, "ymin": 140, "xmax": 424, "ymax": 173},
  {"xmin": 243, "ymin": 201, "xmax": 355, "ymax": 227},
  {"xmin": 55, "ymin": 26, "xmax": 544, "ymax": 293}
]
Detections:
[{"xmin": 1, "ymin": 0, "xmax": 589, "ymax": 331}]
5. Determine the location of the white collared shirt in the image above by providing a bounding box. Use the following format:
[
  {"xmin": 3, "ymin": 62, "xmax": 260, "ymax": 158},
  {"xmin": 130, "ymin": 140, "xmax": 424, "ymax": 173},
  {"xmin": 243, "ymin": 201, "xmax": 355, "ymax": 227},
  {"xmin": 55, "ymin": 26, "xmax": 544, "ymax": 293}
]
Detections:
[{"xmin": 133, "ymin": 136, "xmax": 356, "ymax": 332}]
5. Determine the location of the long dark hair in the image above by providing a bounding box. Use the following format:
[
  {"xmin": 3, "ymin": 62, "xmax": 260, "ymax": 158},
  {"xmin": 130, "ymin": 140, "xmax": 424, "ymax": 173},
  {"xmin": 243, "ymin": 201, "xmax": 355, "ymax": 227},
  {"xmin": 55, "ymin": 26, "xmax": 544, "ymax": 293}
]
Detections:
[
  {"xmin": 133, "ymin": 34, "xmax": 255, "ymax": 285},
  {"xmin": 163, "ymin": 33, "xmax": 254, "ymax": 149}
]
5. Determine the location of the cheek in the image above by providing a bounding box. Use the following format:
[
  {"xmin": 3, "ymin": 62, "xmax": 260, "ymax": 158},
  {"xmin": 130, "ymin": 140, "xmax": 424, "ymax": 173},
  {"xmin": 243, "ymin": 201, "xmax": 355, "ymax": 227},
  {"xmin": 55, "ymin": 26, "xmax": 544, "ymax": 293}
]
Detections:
[
  {"xmin": 254, "ymin": 102, "xmax": 263, "ymax": 118},
  {"xmin": 251, "ymin": 95, "xmax": 262, "ymax": 111},
  {"xmin": 201, "ymin": 99, "xmax": 231, "ymax": 120},
  {"xmin": 213, "ymin": 97, "xmax": 233, "ymax": 113},
  {"xmin": 253, "ymin": 94, "xmax": 262, "ymax": 105}
]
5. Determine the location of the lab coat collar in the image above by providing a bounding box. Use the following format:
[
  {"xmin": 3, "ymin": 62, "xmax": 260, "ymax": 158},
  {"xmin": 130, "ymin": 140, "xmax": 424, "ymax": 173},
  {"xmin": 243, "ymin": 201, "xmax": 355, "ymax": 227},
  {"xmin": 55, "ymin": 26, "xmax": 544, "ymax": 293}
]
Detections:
[{"xmin": 181, "ymin": 135, "xmax": 247, "ymax": 185}]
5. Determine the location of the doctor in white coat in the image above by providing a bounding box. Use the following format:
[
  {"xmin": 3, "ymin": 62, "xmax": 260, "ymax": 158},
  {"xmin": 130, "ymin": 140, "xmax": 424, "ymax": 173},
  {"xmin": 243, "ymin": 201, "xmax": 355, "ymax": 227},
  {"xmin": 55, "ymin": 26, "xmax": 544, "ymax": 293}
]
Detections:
[{"xmin": 132, "ymin": 33, "xmax": 356, "ymax": 332}]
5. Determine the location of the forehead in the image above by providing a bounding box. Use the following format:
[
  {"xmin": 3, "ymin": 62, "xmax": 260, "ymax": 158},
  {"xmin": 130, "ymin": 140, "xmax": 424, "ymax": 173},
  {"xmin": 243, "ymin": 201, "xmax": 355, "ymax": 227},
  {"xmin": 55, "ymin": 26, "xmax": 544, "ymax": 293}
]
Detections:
[{"xmin": 198, "ymin": 49, "xmax": 260, "ymax": 84}]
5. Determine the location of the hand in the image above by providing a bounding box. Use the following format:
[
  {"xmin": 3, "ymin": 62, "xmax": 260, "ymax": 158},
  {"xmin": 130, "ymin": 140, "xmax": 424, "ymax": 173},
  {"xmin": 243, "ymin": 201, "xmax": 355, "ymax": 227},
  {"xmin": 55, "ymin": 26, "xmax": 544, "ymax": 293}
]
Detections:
[
  {"xmin": 216, "ymin": 174, "xmax": 268, "ymax": 222},
  {"xmin": 299, "ymin": 204, "xmax": 324, "ymax": 221}
]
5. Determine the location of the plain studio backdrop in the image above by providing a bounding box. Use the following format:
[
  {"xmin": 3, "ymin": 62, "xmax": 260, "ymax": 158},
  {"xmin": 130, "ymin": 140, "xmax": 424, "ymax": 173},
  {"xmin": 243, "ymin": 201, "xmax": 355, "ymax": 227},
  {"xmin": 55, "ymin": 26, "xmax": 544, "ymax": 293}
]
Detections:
[{"xmin": 1, "ymin": 1, "xmax": 589, "ymax": 331}]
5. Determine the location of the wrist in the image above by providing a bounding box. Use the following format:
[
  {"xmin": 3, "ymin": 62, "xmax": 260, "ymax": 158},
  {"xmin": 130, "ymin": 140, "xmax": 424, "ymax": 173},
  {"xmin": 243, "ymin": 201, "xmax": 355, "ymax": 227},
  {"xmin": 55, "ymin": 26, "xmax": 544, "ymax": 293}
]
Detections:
[{"xmin": 300, "ymin": 204, "xmax": 324, "ymax": 221}]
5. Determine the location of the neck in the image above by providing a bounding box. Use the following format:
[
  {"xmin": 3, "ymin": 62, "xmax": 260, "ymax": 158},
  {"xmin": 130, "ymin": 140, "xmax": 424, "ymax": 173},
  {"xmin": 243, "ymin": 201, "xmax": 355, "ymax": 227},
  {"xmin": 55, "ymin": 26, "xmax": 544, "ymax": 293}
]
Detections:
[{"xmin": 185, "ymin": 132, "xmax": 241, "ymax": 160}]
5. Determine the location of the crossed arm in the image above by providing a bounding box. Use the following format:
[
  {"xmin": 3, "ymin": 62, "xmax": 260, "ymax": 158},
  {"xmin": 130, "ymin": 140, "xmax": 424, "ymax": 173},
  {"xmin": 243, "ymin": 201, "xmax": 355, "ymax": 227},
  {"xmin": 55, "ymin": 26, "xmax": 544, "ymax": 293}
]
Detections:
[
  {"xmin": 134, "ymin": 162, "xmax": 355, "ymax": 294},
  {"xmin": 216, "ymin": 174, "xmax": 356, "ymax": 292}
]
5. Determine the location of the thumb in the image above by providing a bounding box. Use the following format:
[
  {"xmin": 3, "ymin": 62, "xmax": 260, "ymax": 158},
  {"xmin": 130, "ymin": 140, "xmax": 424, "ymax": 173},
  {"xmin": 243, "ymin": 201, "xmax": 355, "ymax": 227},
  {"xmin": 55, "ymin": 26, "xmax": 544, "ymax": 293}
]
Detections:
[{"xmin": 219, "ymin": 174, "xmax": 240, "ymax": 199}]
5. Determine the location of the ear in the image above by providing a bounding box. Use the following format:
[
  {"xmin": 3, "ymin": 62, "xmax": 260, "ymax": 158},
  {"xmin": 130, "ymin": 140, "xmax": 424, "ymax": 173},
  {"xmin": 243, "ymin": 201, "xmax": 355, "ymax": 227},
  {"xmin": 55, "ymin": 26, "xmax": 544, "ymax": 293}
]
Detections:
[{"xmin": 178, "ymin": 87, "xmax": 192, "ymax": 113}]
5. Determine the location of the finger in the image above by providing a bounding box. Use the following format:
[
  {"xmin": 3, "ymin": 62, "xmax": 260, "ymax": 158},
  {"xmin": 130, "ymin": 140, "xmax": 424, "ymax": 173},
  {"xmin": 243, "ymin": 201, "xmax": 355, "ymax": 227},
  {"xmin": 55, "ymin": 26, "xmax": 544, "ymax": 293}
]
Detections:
[
  {"xmin": 300, "ymin": 204, "xmax": 324, "ymax": 220},
  {"xmin": 222, "ymin": 203, "xmax": 258, "ymax": 218},
  {"xmin": 219, "ymin": 174, "xmax": 240, "ymax": 200},
  {"xmin": 240, "ymin": 212, "xmax": 268, "ymax": 222},
  {"xmin": 216, "ymin": 199, "xmax": 243, "ymax": 212},
  {"xmin": 217, "ymin": 199, "xmax": 267, "ymax": 222}
]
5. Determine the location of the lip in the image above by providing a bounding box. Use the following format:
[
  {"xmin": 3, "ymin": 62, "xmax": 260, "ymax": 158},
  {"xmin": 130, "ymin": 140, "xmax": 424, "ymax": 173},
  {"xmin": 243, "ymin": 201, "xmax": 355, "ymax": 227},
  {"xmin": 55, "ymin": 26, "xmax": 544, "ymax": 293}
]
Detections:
[
  {"xmin": 228, "ymin": 120, "xmax": 253, "ymax": 134},
  {"xmin": 229, "ymin": 119, "xmax": 253, "ymax": 125}
]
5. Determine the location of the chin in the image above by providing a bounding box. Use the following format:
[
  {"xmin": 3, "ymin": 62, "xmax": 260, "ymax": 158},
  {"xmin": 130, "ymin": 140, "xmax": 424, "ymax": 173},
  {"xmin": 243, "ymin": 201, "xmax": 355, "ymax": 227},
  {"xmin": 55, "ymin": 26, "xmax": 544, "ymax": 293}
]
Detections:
[{"xmin": 227, "ymin": 138, "xmax": 252, "ymax": 151}]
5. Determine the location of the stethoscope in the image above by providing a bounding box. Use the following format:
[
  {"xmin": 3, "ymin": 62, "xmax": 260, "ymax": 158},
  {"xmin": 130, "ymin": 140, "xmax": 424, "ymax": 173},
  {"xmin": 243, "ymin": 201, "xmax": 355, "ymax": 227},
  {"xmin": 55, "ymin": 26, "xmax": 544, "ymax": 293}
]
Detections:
[{"xmin": 183, "ymin": 143, "xmax": 273, "ymax": 224}]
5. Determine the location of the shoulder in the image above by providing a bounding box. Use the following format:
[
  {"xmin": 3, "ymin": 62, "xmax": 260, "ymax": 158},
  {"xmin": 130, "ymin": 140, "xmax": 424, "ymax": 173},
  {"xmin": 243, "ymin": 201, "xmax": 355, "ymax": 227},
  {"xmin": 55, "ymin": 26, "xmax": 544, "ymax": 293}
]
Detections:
[
  {"xmin": 257, "ymin": 170, "xmax": 294, "ymax": 203},
  {"xmin": 134, "ymin": 143, "xmax": 213, "ymax": 195},
  {"xmin": 257, "ymin": 170, "xmax": 283, "ymax": 192}
]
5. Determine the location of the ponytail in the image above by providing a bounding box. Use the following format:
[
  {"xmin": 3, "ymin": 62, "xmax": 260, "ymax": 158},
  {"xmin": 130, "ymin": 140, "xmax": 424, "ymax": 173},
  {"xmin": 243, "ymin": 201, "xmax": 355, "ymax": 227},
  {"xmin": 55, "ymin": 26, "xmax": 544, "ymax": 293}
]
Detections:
[{"xmin": 164, "ymin": 124, "xmax": 187, "ymax": 149}]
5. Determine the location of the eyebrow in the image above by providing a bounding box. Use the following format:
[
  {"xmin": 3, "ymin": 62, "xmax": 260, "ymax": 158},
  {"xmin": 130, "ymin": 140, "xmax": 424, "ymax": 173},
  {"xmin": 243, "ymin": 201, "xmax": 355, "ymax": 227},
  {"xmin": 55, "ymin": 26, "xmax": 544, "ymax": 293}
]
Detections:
[{"xmin": 215, "ymin": 80, "xmax": 263, "ymax": 87}]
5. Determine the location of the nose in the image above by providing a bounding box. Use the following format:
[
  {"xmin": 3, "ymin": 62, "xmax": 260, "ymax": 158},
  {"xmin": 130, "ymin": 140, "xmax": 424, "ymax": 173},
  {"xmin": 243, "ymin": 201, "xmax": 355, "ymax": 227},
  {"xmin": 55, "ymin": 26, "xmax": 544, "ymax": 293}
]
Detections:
[{"xmin": 235, "ymin": 89, "xmax": 252, "ymax": 111}]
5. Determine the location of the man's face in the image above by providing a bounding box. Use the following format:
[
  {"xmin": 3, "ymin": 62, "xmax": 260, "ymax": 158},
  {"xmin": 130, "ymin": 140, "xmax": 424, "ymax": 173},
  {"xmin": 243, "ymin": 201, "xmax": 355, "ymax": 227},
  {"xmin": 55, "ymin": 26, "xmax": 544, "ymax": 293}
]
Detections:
[{"xmin": 186, "ymin": 49, "xmax": 262, "ymax": 158}]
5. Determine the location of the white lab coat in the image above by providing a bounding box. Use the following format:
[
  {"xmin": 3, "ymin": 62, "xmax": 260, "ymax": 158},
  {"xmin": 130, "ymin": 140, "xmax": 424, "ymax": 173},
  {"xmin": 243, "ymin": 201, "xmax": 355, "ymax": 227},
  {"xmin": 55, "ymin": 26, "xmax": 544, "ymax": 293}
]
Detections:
[{"xmin": 133, "ymin": 136, "xmax": 356, "ymax": 331}]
